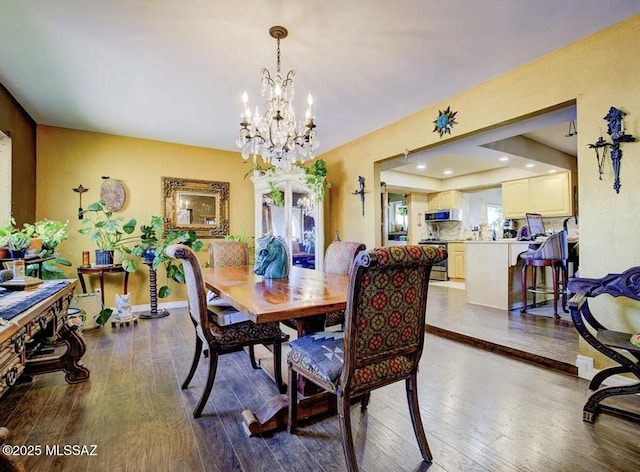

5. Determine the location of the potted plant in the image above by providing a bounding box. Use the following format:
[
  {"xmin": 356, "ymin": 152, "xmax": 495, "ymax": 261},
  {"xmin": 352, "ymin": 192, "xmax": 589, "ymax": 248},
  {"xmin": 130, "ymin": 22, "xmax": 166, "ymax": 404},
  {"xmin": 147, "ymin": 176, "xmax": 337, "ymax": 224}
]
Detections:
[
  {"xmin": 122, "ymin": 215, "xmax": 203, "ymax": 298},
  {"xmin": 26, "ymin": 219, "xmax": 72, "ymax": 279},
  {"xmin": 78, "ymin": 200, "xmax": 137, "ymax": 265},
  {"xmin": 0, "ymin": 218, "xmax": 14, "ymax": 259},
  {"xmin": 7, "ymin": 228, "xmax": 31, "ymax": 259}
]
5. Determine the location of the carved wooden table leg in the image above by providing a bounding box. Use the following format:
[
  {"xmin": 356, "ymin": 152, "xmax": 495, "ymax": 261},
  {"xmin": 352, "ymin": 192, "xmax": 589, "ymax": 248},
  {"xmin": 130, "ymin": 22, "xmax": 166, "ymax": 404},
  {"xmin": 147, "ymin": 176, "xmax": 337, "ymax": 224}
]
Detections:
[
  {"xmin": 240, "ymin": 314, "xmax": 339, "ymax": 436},
  {"xmin": 24, "ymin": 323, "xmax": 90, "ymax": 384}
]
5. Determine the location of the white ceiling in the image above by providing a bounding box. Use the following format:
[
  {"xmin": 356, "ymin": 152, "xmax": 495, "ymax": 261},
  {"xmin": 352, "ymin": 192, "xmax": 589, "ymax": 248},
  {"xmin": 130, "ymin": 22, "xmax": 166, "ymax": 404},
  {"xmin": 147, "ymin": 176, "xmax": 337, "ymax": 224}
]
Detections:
[{"xmin": 1, "ymin": 1, "xmax": 638, "ymax": 177}]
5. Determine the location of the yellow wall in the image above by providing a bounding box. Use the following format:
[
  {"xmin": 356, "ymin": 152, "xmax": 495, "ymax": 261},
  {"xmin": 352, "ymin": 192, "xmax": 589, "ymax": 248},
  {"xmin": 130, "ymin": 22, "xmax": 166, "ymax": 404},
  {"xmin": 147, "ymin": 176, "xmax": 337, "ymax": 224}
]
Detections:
[
  {"xmin": 320, "ymin": 15, "xmax": 640, "ymax": 368},
  {"xmin": 36, "ymin": 126, "xmax": 256, "ymax": 306}
]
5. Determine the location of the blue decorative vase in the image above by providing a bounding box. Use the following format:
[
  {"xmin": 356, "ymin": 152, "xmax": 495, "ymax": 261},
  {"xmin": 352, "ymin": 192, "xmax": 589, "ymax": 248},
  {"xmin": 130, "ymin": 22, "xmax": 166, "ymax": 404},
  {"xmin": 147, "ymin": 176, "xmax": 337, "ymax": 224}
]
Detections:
[
  {"xmin": 95, "ymin": 249, "xmax": 114, "ymax": 266},
  {"xmin": 8, "ymin": 248, "xmax": 26, "ymax": 259},
  {"xmin": 143, "ymin": 248, "xmax": 156, "ymax": 263}
]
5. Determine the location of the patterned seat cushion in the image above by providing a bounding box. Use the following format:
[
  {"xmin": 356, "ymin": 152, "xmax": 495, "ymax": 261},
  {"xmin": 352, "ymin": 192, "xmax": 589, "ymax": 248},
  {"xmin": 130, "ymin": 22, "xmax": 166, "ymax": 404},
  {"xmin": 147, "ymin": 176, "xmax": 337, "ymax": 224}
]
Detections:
[
  {"xmin": 288, "ymin": 331, "xmax": 345, "ymax": 384},
  {"xmin": 288, "ymin": 330, "xmax": 414, "ymax": 389},
  {"xmin": 209, "ymin": 317, "xmax": 285, "ymax": 345}
]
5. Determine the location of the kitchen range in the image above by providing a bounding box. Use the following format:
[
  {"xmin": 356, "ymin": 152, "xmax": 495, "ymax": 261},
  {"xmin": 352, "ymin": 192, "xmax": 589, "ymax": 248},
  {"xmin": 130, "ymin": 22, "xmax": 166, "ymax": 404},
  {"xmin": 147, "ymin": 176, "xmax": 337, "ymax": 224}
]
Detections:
[{"xmin": 418, "ymin": 239, "xmax": 448, "ymax": 281}]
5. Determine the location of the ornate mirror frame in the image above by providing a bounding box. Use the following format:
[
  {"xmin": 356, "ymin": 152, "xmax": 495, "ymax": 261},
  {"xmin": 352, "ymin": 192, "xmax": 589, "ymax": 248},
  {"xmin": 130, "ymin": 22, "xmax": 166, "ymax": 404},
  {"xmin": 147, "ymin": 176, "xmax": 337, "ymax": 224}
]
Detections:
[{"xmin": 162, "ymin": 177, "xmax": 230, "ymax": 239}]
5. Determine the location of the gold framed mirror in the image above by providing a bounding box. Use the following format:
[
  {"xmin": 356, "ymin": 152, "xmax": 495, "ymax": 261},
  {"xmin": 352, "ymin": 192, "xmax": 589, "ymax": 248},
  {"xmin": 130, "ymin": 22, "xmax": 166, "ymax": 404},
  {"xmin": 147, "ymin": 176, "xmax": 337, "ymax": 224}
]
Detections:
[{"xmin": 162, "ymin": 177, "xmax": 230, "ymax": 239}]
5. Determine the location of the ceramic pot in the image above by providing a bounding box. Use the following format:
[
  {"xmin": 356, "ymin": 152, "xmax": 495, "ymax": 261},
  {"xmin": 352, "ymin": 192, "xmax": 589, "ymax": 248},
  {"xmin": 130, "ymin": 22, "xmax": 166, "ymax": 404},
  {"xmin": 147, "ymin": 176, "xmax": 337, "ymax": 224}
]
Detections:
[
  {"xmin": 8, "ymin": 248, "xmax": 26, "ymax": 259},
  {"xmin": 95, "ymin": 249, "xmax": 115, "ymax": 266},
  {"xmin": 143, "ymin": 248, "xmax": 155, "ymax": 263},
  {"xmin": 0, "ymin": 247, "xmax": 9, "ymax": 259}
]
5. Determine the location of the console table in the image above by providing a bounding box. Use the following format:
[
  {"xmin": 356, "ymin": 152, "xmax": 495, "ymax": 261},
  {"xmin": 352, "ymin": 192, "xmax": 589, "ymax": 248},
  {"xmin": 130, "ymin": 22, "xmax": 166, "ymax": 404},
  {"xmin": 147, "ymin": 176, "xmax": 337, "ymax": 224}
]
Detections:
[
  {"xmin": 77, "ymin": 265, "xmax": 129, "ymax": 306},
  {"xmin": 568, "ymin": 266, "xmax": 640, "ymax": 423},
  {"xmin": 0, "ymin": 279, "xmax": 88, "ymax": 399},
  {"xmin": 0, "ymin": 255, "xmax": 56, "ymax": 279}
]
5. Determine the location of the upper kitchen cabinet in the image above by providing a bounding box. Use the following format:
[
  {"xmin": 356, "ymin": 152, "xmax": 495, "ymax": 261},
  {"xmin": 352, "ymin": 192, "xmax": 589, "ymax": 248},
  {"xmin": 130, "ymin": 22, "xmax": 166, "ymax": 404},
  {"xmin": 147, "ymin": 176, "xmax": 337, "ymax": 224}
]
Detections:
[
  {"xmin": 502, "ymin": 172, "xmax": 576, "ymax": 218},
  {"xmin": 428, "ymin": 190, "xmax": 463, "ymax": 210},
  {"xmin": 502, "ymin": 179, "xmax": 530, "ymax": 217}
]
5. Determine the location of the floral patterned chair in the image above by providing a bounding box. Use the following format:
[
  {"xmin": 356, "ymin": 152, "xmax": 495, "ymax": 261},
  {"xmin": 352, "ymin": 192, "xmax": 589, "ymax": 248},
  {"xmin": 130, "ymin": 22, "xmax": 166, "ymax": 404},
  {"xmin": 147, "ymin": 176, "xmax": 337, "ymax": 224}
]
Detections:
[
  {"xmin": 323, "ymin": 241, "xmax": 366, "ymax": 328},
  {"xmin": 166, "ymin": 244, "xmax": 288, "ymax": 418},
  {"xmin": 280, "ymin": 240, "xmax": 365, "ymax": 333},
  {"xmin": 287, "ymin": 245, "xmax": 447, "ymax": 472}
]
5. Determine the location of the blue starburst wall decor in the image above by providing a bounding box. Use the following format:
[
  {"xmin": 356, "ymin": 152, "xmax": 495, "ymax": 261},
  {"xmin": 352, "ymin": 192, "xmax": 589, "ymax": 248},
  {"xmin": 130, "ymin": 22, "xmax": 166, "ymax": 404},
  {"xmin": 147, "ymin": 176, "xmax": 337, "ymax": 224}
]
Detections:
[{"xmin": 433, "ymin": 106, "xmax": 458, "ymax": 138}]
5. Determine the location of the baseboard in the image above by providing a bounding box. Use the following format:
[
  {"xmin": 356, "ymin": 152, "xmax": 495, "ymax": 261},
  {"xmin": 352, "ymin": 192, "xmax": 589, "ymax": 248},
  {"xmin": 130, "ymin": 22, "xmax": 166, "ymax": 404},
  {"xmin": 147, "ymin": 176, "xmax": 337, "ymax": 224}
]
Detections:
[{"xmin": 576, "ymin": 354, "xmax": 636, "ymax": 386}]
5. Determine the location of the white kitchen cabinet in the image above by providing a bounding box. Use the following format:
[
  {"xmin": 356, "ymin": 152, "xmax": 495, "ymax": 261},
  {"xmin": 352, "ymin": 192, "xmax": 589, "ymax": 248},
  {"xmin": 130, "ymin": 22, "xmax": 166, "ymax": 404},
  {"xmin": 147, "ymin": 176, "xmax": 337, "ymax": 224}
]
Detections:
[
  {"xmin": 502, "ymin": 172, "xmax": 575, "ymax": 218},
  {"xmin": 428, "ymin": 190, "xmax": 463, "ymax": 210},
  {"xmin": 502, "ymin": 179, "xmax": 530, "ymax": 218},
  {"xmin": 447, "ymin": 242, "xmax": 466, "ymax": 279},
  {"xmin": 252, "ymin": 170, "xmax": 325, "ymax": 270},
  {"xmin": 530, "ymin": 172, "xmax": 574, "ymax": 217}
]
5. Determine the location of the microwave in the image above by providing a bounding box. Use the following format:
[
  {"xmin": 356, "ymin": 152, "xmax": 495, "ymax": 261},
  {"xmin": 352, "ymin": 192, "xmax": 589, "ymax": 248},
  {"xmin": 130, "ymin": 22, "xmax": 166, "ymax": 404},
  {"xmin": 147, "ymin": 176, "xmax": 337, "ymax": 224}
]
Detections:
[{"xmin": 424, "ymin": 209, "xmax": 462, "ymax": 222}]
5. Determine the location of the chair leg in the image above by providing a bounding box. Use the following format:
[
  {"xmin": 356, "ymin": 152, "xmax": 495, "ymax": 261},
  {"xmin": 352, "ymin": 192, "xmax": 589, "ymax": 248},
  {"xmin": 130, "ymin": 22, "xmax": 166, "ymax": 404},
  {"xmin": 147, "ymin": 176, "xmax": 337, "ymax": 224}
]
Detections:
[
  {"xmin": 406, "ymin": 375, "xmax": 433, "ymax": 463},
  {"xmin": 337, "ymin": 391, "xmax": 359, "ymax": 472},
  {"xmin": 561, "ymin": 264, "xmax": 569, "ymax": 313},
  {"xmin": 551, "ymin": 264, "xmax": 559, "ymax": 319},
  {"xmin": 287, "ymin": 367, "xmax": 298, "ymax": 433},
  {"xmin": 248, "ymin": 345, "xmax": 259, "ymax": 369},
  {"xmin": 273, "ymin": 339, "xmax": 286, "ymax": 394},
  {"xmin": 193, "ymin": 348, "xmax": 219, "ymax": 418},
  {"xmin": 182, "ymin": 336, "xmax": 203, "ymax": 389},
  {"xmin": 521, "ymin": 264, "xmax": 528, "ymax": 313},
  {"xmin": 360, "ymin": 392, "xmax": 371, "ymax": 410}
]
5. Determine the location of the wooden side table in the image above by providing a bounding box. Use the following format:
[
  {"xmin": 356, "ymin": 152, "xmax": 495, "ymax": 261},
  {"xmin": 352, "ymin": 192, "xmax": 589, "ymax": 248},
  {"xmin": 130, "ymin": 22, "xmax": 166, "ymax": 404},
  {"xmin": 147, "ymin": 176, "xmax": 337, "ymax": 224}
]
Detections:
[{"xmin": 76, "ymin": 265, "xmax": 129, "ymax": 306}]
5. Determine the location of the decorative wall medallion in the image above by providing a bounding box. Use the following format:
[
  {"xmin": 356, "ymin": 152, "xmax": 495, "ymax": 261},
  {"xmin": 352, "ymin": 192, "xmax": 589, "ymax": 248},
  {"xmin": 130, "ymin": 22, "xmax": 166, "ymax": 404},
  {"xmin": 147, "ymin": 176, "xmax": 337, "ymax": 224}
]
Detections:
[
  {"xmin": 433, "ymin": 106, "xmax": 458, "ymax": 138},
  {"xmin": 100, "ymin": 177, "xmax": 126, "ymax": 211}
]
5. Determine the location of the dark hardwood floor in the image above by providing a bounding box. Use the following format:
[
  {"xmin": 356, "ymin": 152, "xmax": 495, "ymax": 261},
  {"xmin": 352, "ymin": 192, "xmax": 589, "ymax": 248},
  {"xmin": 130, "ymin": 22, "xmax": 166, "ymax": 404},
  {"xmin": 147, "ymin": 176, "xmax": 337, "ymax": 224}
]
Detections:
[{"xmin": 1, "ymin": 285, "xmax": 639, "ymax": 471}]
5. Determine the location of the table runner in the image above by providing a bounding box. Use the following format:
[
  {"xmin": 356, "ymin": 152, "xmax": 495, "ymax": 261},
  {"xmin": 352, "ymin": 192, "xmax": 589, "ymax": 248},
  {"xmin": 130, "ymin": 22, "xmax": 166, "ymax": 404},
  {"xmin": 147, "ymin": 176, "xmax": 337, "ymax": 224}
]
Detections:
[{"xmin": 0, "ymin": 280, "xmax": 72, "ymax": 321}]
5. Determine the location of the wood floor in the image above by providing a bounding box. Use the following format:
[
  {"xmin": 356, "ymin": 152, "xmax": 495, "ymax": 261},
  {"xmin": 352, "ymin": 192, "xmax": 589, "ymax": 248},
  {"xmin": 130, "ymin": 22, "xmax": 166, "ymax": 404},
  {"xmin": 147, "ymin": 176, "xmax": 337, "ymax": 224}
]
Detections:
[{"xmin": 1, "ymin": 285, "xmax": 639, "ymax": 471}]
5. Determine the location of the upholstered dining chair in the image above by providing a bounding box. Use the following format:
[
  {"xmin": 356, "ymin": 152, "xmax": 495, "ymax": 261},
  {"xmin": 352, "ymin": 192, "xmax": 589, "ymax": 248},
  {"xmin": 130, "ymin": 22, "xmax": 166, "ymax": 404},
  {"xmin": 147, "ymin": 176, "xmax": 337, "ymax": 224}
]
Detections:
[
  {"xmin": 207, "ymin": 240, "xmax": 262, "ymax": 367},
  {"xmin": 287, "ymin": 245, "xmax": 447, "ymax": 472},
  {"xmin": 323, "ymin": 240, "xmax": 366, "ymax": 328},
  {"xmin": 280, "ymin": 240, "xmax": 365, "ymax": 333},
  {"xmin": 166, "ymin": 244, "xmax": 288, "ymax": 418}
]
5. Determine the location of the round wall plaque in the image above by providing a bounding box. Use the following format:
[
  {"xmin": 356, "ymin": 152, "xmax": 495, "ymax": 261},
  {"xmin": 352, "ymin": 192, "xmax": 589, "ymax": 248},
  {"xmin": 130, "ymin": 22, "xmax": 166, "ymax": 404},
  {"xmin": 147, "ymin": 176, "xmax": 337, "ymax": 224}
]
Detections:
[{"xmin": 100, "ymin": 178, "xmax": 126, "ymax": 211}]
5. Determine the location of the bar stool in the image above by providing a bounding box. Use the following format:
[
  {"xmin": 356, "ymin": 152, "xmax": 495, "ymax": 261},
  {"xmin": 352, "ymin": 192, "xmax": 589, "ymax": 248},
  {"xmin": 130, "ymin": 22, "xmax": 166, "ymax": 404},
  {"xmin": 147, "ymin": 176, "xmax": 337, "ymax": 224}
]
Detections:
[{"xmin": 520, "ymin": 230, "xmax": 569, "ymax": 319}]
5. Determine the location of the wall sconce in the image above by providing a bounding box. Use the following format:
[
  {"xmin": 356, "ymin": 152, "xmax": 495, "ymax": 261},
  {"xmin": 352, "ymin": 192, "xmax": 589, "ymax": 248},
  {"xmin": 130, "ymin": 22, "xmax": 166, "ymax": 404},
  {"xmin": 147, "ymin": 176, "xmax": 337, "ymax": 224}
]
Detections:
[
  {"xmin": 72, "ymin": 184, "xmax": 89, "ymax": 219},
  {"xmin": 588, "ymin": 107, "xmax": 635, "ymax": 194},
  {"xmin": 352, "ymin": 176, "xmax": 366, "ymax": 216}
]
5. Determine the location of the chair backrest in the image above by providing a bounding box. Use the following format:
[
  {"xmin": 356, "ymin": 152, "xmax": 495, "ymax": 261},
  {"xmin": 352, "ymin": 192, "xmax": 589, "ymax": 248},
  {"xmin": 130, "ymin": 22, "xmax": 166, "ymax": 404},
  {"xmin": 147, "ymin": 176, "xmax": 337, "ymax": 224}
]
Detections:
[
  {"xmin": 323, "ymin": 241, "xmax": 366, "ymax": 275},
  {"xmin": 166, "ymin": 244, "xmax": 213, "ymax": 343},
  {"xmin": 341, "ymin": 245, "xmax": 447, "ymax": 394},
  {"xmin": 530, "ymin": 230, "xmax": 569, "ymax": 260},
  {"xmin": 209, "ymin": 240, "xmax": 249, "ymax": 268}
]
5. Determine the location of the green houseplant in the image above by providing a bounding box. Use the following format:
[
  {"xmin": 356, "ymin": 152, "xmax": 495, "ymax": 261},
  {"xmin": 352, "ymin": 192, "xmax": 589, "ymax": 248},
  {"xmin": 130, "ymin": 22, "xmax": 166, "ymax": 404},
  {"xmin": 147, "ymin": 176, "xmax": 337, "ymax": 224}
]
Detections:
[
  {"xmin": 121, "ymin": 215, "xmax": 204, "ymax": 298},
  {"xmin": 7, "ymin": 228, "xmax": 31, "ymax": 258},
  {"xmin": 78, "ymin": 200, "xmax": 137, "ymax": 265},
  {"xmin": 26, "ymin": 219, "xmax": 72, "ymax": 279},
  {"xmin": 0, "ymin": 218, "xmax": 15, "ymax": 258}
]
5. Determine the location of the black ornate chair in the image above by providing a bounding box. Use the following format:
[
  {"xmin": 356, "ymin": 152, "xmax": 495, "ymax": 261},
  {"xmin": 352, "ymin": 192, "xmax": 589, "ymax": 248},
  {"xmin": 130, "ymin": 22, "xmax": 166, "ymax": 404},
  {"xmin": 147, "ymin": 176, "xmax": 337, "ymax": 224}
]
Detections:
[
  {"xmin": 568, "ymin": 266, "xmax": 640, "ymax": 424},
  {"xmin": 166, "ymin": 244, "xmax": 288, "ymax": 418},
  {"xmin": 287, "ymin": 245, "xmax": 447, "ymax": 472}
]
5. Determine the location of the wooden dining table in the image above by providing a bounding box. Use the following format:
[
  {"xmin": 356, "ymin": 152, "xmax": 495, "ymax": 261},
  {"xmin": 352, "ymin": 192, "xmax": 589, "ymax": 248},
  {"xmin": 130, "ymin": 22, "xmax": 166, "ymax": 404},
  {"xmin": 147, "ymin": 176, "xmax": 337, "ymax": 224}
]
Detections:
[{"xmin": 202, "ymin": 265, "xmax": 349, "ymax": 436}]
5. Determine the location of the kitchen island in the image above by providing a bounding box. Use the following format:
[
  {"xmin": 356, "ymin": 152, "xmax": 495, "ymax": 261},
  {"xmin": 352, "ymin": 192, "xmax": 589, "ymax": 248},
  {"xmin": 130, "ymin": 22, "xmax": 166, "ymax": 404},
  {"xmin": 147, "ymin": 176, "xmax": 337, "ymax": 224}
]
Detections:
[{"xmin": 465, "ymin": 240, "xmax": 531, "ymax": 310}]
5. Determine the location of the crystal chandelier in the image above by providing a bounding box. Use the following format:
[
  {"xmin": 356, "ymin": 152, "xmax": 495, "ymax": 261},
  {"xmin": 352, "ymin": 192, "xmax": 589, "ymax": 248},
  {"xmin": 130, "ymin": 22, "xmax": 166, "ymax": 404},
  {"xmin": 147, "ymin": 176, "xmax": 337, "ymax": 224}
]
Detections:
[{"xmin": 236, "ymin": 26, "xmax": 319, "ymax": 171}]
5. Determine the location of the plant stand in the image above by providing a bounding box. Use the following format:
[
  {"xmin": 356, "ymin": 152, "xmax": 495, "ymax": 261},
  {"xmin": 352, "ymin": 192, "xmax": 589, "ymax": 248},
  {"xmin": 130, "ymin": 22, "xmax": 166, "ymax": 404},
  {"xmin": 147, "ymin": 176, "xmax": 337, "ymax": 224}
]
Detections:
[{"xmin": 139, "ymin": 262, "xmax": 169, "ymax": 320}]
